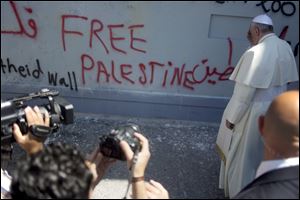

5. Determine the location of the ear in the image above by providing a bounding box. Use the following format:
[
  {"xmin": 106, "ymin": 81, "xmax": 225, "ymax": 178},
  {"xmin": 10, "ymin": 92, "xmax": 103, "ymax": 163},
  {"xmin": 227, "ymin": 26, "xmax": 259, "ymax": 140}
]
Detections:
[
  {"xmin": 258, "ymin": 115, "xmax": 265, "ymax": 137},
  {"xmin": 255, "ymin": 26, "xmax": 260, "ymax": 36}
]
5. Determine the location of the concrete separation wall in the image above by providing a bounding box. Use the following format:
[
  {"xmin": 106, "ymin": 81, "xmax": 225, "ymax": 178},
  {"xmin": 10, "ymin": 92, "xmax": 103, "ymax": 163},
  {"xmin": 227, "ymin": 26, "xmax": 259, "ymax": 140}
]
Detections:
[{"xmin": 1, "ymin": 1, "xmax": 299, "ymax": 122}]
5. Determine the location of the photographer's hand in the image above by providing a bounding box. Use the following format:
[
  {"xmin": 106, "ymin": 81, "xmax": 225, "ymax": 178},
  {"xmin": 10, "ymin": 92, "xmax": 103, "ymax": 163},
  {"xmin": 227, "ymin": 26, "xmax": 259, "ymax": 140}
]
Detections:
[
  {"xmin": 145, "ymin": 180, "xmax": 169, "ymax": 199},
  {"xmin": 120, "ymin": 132, "xmax": 150, "ymax": 199},
  {"xmin": 12, "ymin": 106, "xmax": 49, "ymax": 155},
  {"xmin": 120, "ymin": 133, "xmax": 150, "ymax": 176},
  {"xmin": 85, "ymin": 146, "xmax": 116, "ymax": 190}
]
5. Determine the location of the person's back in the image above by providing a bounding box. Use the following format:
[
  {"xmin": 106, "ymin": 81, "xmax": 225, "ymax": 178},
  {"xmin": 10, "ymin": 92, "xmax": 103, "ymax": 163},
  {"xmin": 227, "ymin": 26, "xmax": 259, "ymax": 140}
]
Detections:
[
  {"xmin": 235, "ymin": 90, "xmax": 299, "ymax": 199},
  {"xmin": 241, "ymin": 32, "xmax": 296, "ymax": 88}
]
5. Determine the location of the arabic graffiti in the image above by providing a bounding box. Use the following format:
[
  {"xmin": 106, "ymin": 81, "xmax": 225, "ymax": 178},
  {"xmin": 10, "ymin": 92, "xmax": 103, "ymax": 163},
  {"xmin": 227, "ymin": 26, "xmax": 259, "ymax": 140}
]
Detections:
[
  {"xmin": 1, "ymin": 1, "xmax": 298, "ymax": 92},
  {"xmin": 1, "ymin": 1, "xmax": 38, "ymax": 38},
  {"xmin": 81, "ymin": 38, "xmax": 234, "ymax": 90}
]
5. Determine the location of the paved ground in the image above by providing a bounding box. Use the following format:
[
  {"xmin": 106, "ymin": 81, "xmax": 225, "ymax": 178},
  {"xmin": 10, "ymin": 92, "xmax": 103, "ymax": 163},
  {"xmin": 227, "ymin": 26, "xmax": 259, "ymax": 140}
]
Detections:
[{"xmin": 5, "ymin": 112, "xmax": 225, "ymax": 199}]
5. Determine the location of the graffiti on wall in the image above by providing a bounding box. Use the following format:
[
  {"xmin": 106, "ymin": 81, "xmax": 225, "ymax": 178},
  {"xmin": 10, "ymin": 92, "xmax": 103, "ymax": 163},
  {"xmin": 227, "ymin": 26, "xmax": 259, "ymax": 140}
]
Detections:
[
  {"xmin": 1, "ymin": 1, "xmax": 298, "ymax": 92},
  {"xmin": 216, "ymin": 0, "xmax": 297, "ymax": 17},
  {"xmin": 1, "ymin": 1, "xmax": 38, "ymax": 39},
  {"xmin": 1, "ymin": 58, "xmax": 78, "ymax": 91},
  {"xmin": 255, "ymin": 1, "xmax": 296, "ymax": 17},
  {"xmin": 215, "ymin": 1, "xmax": 299, "ymax": 56},
  {"xmin": 1, "ymin": 1, "xmax": 235, "ymax": 91},
  {"xmin": 80, "ymin": 39, "xmax": 234, "ymax": 90}
]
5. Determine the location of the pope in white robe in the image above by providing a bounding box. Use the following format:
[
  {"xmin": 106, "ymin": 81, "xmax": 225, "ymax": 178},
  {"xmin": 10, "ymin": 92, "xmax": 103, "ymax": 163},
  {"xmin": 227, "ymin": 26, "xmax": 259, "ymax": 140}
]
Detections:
[{"xmin": 216, "ymin": 14, "xmax": 299, "ymax": 198}]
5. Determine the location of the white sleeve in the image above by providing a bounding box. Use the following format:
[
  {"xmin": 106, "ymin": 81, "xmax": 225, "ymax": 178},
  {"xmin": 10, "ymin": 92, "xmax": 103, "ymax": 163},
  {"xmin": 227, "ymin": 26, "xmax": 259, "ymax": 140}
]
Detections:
[
  {"xmin": 1, "ymin": 169, "xmax": 12, "ymax": 199},
  {"xmin": 226, "ymin": 83, "xmax": 256, "ymax": 124}
]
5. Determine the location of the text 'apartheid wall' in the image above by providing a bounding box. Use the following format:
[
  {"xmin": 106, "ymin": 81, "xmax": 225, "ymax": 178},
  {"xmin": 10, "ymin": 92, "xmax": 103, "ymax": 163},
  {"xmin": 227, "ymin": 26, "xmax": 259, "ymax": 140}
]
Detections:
[{"xmin": 1, "ymin": 1, "xmax": 299, "ymax": 122}]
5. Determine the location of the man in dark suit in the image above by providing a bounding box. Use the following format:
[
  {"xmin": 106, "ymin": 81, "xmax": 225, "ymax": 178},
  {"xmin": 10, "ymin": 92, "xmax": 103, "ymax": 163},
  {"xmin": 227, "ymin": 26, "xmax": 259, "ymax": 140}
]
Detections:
[{"xmin": 234, "ymin": 90, "xmax": 299, "ymax": 199}]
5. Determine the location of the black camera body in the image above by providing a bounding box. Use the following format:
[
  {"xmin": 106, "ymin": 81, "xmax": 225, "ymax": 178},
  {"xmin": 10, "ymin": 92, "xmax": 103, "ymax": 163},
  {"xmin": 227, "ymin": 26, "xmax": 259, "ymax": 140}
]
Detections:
[
  {"xmin": 99, "ymin": 123, "xmax": 141, "ymax": 161},
  {"xmin": 1, "ymin": 88, "xmax": 74, "ymax": 145}
]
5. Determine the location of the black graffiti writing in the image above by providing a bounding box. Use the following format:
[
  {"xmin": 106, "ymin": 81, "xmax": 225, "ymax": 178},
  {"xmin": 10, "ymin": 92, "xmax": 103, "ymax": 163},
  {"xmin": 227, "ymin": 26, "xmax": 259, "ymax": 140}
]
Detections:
[
  {"xmin": 1, "ymin": 58, "xmax": 78, "ymax": 91},
  {"xmin": 1, "ymin": 58, "xmax": 43, "ymax": 79},
  {"xmin": 48, "ymin": 71, "xmax": 78, "ymax": 91},
  {"xmin": 256, "ymin": 1, "xmax": 296, "ymax": 16},
  {"xmin": 216, "ymin": 1, "xmax": 296, "ymax": 16},
  {"xmin": 215, "ymin": 1, "xmax": 248, "ymax": 4}
]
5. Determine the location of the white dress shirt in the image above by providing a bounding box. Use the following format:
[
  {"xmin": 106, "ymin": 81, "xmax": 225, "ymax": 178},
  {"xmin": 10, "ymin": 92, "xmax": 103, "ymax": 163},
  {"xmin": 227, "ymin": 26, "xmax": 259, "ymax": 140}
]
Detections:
[{"xmin": 255, "ymin": 157, "xmax": 299, "ymax": 179}]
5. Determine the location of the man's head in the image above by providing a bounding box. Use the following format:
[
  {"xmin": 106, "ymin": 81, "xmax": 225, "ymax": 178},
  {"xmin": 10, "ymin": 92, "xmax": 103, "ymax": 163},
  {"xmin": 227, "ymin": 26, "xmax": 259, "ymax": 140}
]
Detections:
[
  {"xmin": 259, "ymin": 90, "xmax": 299, "ymax": 160},
  {"xmin": 247, "ymin": 14, "xmax": 274, "ymax": 46},
  {"xmin": 10, "ymin": 142, "xmax": 93, "ymax": 199}
]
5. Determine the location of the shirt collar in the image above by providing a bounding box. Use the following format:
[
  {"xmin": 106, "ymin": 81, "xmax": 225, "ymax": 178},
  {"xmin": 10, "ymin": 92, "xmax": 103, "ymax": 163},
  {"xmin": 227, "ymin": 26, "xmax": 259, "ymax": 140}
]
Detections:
[
  {"xmin": 258, "ymin": 33, "xmax": 275, "ymax": 44},
  {"xmin": 255, "ymin": 157, "xmax": 299, "ymax": 178}
]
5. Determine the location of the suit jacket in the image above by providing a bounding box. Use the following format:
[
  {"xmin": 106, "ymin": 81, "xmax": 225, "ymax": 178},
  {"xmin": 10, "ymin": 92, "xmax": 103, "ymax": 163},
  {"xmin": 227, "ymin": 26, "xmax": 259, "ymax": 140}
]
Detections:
[{"xmin": 234, "ymin": 166, "xmax": 299, "ymax": 199}]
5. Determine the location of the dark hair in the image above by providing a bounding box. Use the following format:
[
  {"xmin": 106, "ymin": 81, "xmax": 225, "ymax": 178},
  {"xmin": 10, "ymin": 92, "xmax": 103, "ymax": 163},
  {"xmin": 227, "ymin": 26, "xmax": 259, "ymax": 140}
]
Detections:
[{"xmin": 10, "ymin": 142, "xmax": 93, "ymax": 199}]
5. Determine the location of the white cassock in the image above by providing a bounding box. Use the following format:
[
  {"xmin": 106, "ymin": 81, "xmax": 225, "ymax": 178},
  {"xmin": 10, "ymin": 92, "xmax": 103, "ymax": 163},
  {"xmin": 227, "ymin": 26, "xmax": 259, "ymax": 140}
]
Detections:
[{"xmin": 216, "ymin": 33, "xmax": 299, "ymax": 198}]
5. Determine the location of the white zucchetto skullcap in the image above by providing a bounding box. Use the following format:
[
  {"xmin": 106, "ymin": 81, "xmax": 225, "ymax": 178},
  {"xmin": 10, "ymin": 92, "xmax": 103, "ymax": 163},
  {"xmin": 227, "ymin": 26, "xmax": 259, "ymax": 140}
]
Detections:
[{"xmin": 252, "ymin": 14, "xmax": 273, "ymax": 26}]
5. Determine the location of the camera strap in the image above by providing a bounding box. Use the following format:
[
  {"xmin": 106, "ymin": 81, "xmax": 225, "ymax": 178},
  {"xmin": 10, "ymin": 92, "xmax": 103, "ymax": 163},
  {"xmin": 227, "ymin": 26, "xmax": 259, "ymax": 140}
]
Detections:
[
  {"xmin": 123, "ymin": 150, "xmax": 140, "ymax": 199},
  {"xmin": 29, "ymin": 125, "xmax": 53, "ymax": 140}
]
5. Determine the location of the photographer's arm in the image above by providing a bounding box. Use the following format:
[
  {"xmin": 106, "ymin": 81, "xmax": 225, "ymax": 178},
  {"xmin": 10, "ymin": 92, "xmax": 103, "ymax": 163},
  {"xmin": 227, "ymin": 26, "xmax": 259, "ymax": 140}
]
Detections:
[
  {"xmin": 120, "ymin": 133, "xmax": 150, "ymax": 199},
  {"xmin": 12, "ymin": 106, "xmax": 49, "ymax": 155},
  {"xmin": 85, "ymin": 146, "xmax": 116, "ymax": 191}
]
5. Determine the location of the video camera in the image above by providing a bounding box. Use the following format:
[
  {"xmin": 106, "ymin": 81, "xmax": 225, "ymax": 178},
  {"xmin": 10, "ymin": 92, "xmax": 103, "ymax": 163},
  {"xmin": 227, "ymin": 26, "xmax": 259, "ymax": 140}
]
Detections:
[
  {"xmin": 1, "ymin": 88, "xmax": 74, "ymax": 145},
  {"xmin": 99, "ymin": 123, "xmax": 141, "ymax": 161}
]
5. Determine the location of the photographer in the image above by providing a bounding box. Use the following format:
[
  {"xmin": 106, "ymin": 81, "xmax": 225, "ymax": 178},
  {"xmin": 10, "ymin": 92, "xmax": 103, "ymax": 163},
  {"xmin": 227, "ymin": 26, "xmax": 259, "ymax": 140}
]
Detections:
[
  {"xmin": 2, "ymin": 105, "xmax": 113, "ymax": 199},
  {"xmin": 3, "ymin": 107, "xmax": 168, "ymax": 199},
  {"xmin": 1, "ymin": 106, "xmax": 49, "ymax": 199}
]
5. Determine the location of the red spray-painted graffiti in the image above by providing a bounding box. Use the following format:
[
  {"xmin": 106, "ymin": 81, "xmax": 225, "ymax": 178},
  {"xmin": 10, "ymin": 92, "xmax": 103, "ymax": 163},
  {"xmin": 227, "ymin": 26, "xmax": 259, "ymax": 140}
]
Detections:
[
  {"xmin": 1, "ymin": 1, "xmax": 298, "ymax": 92},
  {"xmin": 80, "ymin": 38, "xmax": 234, "ymax": 90},
  {"xmin": 279, "ymin": 25, "xmax": 299, "ymax": 57},
  {"xmin": 61, "ymin": 15, "xmax": 147, "ymax": 54},
  {"xmin": 60, "ymin": 13, "xmax": 234, "ymax": 90},
  {"xmin": 1, "ymin": 1, "xmax": 37, "ymax": 39}
]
